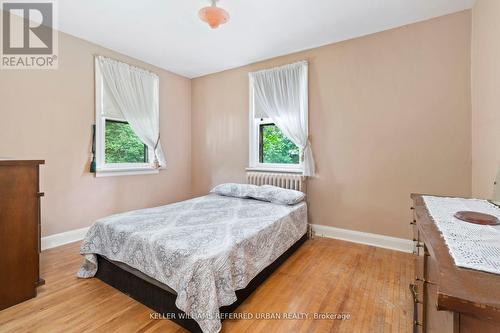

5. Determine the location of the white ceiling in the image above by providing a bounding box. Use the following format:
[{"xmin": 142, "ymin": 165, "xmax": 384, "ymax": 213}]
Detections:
[{"xmin": 57, "ymin": 0, "xmax": 474, "ymax": 78}]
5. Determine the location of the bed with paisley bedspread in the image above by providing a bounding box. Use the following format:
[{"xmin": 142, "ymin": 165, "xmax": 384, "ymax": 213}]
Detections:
[{"xmin": 77, "ymin": 192, "xmax": 308, "ymax": 333}]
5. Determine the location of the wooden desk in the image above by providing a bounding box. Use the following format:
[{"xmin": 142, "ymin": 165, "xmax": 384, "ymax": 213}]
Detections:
[{"xmin": 410, "ymin": 194, "xmax": 500, "ymax": 333}]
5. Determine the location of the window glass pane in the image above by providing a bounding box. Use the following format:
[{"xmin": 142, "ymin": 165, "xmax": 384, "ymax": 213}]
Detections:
[
  {"xmin": 260, "ymin": 123, "xmax": 299, "ymax": 164},
  {"xmin": 105, "ymin": 120, "xmax": 147, "ymax": 163}
]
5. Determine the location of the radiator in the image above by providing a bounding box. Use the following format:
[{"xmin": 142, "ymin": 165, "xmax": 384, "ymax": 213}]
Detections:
[{"xmin": 246, "ymin": 171, "xmax": 305, "ymax": 192}]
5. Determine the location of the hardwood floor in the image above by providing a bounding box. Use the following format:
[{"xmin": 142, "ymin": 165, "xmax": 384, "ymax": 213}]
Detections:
[{"xmin": 0, "ymin": 237, "xmax": 414, "ymax": 333}]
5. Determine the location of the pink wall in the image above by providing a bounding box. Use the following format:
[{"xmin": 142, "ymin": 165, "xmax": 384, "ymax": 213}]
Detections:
[
  {"xmin": 191, "ymin": 11, "xmax": 472, "ymax": 239},
  {"xmin": 0, "ymin": 31, "xmax": 192, "ymax": 236},
  {"xmin": 471, "ymin": 0, "xmax": 500, "ymax": 198}
]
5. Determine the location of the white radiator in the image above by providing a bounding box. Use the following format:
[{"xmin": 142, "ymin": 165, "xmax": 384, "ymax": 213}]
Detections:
[{"xmin": 246, "ymin": 171, "xmax": 305, "ymax": 192}]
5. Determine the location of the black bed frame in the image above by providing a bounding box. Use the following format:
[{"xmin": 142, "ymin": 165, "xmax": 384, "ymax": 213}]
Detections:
[{"xmin": 95, "ymin": 233, "xmax": 308, "ymax": 332}]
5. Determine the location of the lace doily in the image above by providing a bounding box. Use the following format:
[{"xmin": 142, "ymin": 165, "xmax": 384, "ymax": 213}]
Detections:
[{"xmin": 422, "ymin": 196, "xmax": 500, "ymax": 275}]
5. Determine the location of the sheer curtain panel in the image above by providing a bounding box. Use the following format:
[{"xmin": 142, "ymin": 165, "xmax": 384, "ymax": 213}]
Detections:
[
  {"xmin": 250, "ymin": 61, "xmax": 315, "ymax": 176},
  {"xmin": 96, "ymin": 56, "xmax": 166, "ymax": 168}
]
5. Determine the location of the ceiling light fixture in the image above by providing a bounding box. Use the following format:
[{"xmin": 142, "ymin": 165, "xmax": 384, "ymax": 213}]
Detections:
[{"xmin": 199, "ymin": 0, "xmax": 230, "ymax": 29}]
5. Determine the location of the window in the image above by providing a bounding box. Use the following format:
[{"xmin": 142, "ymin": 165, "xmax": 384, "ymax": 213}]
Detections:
[
  {"xmin": 249, "ymin": 62, "xmax": 314, "ymax": 175},
  {"xmin": 249, "ymin": 80, "xmax": 303, "ymax": 172},
  {"xmin": 94, "ymin": 57, "xmax": 159, "ymax": 177},
  {"xmin": 259, "ymin": 123, "xmax": 299, "ymax": 164},
  {"xmin": 249, "ymin": 117, "xmax": 303, "ymax": 172},
  {"xmin": 104, "ymin": 120, "xmax": 148, "ymax": 164}
]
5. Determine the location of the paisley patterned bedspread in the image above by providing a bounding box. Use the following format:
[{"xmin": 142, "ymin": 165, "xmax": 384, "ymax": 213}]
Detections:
[{"xmin": 77, "ymin": 194, "xmax": 307, "ymax": 333}]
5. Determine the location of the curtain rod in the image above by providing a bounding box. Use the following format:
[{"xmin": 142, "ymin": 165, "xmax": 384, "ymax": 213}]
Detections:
[
  {"xmin": 249, "ymin": 60, "xmax": 308, "ymax": 76},
  {"xmin": 94, "ymin": 54, "xmax": 158, "ymax": 77}
]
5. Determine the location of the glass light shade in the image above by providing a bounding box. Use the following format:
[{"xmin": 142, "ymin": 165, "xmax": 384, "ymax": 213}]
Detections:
[{"xmin": 199, "ymin": 5, "xmax": 229, "ymax": 29}]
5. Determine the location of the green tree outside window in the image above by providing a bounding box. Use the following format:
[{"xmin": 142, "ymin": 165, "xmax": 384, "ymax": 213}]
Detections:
[
  {"xmin": 105, "ymin": 120, "xmax": 147, "ymax": 163},
  {"xmin": 260, "ymin": 124, "xmax": 299, "ymax": 164}
]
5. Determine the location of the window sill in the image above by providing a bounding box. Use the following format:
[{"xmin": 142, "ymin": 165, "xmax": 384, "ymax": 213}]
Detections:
[
  {"xmin": 246, "ymin": 167, "xmax": 304, "ymax": 174},
  {"xmin": 95, "ymin": 166, "xmax": 160, "ymax": 177}
]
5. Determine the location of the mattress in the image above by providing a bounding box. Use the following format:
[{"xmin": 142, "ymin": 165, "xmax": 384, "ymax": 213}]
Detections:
[{"xmin": 77, "ymin": 193, "xmax": 307, "ymax": 333}]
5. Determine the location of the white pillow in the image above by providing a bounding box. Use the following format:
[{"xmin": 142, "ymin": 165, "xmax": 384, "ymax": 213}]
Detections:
[
  {"xmin": 252, "ymin": 185, "xmax": 306, "ymax": 205},
  {"xmin": 210, "ymin": 183, "xmax": 259, "ymax": 198}
]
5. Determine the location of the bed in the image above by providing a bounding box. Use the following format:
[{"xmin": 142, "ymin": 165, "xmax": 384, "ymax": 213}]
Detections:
[{"xmin": 78, "ymin": 182, "xmax": 308, "ymax": 333}]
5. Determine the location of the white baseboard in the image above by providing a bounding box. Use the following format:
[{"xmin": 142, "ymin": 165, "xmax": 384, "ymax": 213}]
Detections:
[
  {"xmin": 311, "ymin": 224, "xmax": 413, "ymax": 253},
  {"xmin": 41, "ymin": 224, "xmax": 413, "ymax": 253},
  {"xmin": 41, "ymin": 227, "xmax": 89, "ymax": 250}
]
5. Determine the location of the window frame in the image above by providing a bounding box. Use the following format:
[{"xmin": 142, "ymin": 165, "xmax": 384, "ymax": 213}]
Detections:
[
  {"xmin": 248, "ymin": 77, "xmax": 304, "ymax": 173},
  {"xmin": 94, "ymin": 59, "xmax": 158, "ymax": 177}
]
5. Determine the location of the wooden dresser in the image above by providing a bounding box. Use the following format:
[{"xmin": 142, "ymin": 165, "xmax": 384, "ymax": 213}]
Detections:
[
  {"xmin": 410, "ymin": 194, "xmax": 500, "ymax": 333},
  {"xmin": 0, "ymin": 160, "xmax": 44, "ymax": 310}
]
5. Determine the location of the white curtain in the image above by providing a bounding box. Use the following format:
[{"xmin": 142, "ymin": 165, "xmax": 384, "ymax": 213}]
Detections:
[
  {"xmin": 250, "ymin": 61, "xmax": 315, "ymax": 176},
  {"xmin": 97, "ymin": 56, "xmax": 166, "ymax": 167}
]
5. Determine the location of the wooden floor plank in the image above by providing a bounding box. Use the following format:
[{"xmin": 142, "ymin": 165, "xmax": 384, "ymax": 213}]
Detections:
[{"xmin": 0, "ymin": 237, "xmax": 413, "ymax": 333}]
